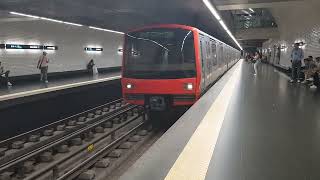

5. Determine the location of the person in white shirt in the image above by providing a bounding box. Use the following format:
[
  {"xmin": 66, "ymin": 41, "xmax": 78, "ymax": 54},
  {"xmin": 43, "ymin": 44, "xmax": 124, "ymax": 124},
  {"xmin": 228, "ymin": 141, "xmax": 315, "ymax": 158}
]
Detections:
[
  {"xmin": 37, "ymin": 52, "xmax": 50, "ymax": 83},
  {"xmin": 253, "ymin": 52, "xmax": 261, "ymax": 76},
  {"xmin": 0, "ymin": 61, "xmax": 12, "ymax": 86}
]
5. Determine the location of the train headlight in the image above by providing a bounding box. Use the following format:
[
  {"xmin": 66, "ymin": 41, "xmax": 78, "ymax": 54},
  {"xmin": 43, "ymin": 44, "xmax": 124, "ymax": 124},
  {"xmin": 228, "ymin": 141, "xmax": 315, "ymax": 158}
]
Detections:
[
  {"xmin": 186, "ymin": 83, "xmax": 193, "ymax": 90},
  {"xmin": 126, "ymin": 83, "xmax": 133, "ymax": 89}
]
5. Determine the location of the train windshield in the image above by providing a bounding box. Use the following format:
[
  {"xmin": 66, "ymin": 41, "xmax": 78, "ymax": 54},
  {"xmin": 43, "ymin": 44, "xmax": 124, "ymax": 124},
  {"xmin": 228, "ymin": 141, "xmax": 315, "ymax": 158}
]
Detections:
[{"xmin": 123, "ymin": 28, "xmax": 196, "ymax": 79}]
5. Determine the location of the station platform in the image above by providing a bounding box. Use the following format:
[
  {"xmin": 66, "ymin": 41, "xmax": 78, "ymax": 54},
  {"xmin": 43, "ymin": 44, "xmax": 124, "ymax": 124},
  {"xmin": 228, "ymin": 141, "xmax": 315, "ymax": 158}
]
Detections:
[
  {"xmin": 120, "ymin": 60, "xmax": 320, "ymax": 180},
  {"xmin": 0, "ymin": 71, "xmax": 120, "ymax": 108}
]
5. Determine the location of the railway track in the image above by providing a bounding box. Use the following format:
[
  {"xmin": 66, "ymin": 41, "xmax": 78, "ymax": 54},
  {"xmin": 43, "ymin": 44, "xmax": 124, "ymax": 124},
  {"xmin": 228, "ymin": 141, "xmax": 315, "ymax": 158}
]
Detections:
[{"xmin": 0, "ymin": 99, "xmax": 148, "ymax": 180}]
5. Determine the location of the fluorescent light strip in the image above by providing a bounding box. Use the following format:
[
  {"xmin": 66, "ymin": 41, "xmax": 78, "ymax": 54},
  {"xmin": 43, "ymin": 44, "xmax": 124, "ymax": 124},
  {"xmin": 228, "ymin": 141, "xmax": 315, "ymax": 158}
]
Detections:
[
  {"xmin": 203, "ymin": 0, "xmax": 221, "ymax": 21},
  {"xmin": 202, "ymin": 0, "xmax": 243, "ymax": 50},
  {"xmin": 63, "ymin": 21, "xmax": 83, "ymax": 27},
  {"xmin": 242, "ymin": 10, "xmax": 252, "ymax": 17},
  {"xmin": 10, "ymin": 11, "xmax": 39, "ymax": 19},
  {"xmin": 40, "ymin": 17, "xmax": 63, "ymax": 23},
  {"xmin": 89, "ymin": 26, "xmax": 124, "ymax": 34},
  {"xmin": 10, "ymin": 11, "xmax": 83, "ymax": 27}
]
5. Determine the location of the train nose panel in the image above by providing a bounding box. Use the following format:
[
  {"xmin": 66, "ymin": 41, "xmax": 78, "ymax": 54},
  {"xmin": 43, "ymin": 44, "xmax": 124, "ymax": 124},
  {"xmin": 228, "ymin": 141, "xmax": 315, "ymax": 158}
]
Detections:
[{"xmin": 149, "ymin": 96, "xmax": 166, "ymax": 111}]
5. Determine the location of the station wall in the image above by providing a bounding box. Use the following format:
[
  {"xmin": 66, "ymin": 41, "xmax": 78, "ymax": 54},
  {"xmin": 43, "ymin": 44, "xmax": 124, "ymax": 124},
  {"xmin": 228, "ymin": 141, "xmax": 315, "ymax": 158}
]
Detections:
[
  {"xmin": 0, "ymin": 13, "xmax": 123, "ymax": 76},
  {"xmin": 262, "ymin": 0, "xmax": 320, "ymax": 67}
]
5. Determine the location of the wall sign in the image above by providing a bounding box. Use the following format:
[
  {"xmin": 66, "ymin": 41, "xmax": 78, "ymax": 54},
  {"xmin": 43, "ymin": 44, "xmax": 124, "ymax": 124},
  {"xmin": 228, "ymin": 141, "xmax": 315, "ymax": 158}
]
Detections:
[
  {"xmin": 1, "ymin": 44, "xmax": 58, "ymax": 50},
  {"xmin": 6, "ymin": 44, "xmax": 43, "ymax": 50},
  {"xmin": 84, "ymin": 47, "xmax": 103, "ymax": 52},
  {"xmin": 44, "ymin": 46, "xmax": 58, "ymax": 50}
]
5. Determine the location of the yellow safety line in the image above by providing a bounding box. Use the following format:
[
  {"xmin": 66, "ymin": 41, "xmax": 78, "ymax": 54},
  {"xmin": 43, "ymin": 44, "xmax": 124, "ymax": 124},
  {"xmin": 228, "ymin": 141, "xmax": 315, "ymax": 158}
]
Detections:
[
  {"xmin": 0, "ymin": 75, "xmax": 121, "ymax": 102},
  {"xmin": 165, "ymin": 61, "xmax": 242, "ymax": 180}
]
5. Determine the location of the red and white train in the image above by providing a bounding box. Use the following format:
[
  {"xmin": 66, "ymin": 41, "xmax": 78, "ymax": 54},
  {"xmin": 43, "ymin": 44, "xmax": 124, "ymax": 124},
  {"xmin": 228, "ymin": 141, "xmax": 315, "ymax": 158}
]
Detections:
[{"xmin": 121, "ymin": 24, "xmax": 240, "ymax": 111}]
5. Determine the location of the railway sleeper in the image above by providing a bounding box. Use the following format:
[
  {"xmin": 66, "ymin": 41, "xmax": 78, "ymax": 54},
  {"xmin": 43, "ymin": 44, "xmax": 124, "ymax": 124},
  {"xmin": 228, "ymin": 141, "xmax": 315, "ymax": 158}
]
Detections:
[
  {"xmin": 78, "ymin": 169, "xmax": 95, "ymax": 180},
  {"xmin": 28, "ymin": 135, "xmax": 40, "ymax": 142},
  {"xmin": 95, "ymin": 110, "xmax": 102, "ymax": 115},
  {"xmin": 87, "ymin": 113, "xmax": 95, "ymax": 118},
  {"xmin": 39, "ymin": 151, "xmax": 53, "ymax": 162},
  {"xmin": 43, "ymin": 129, "xmax": 54, "ymax": 137},
  {"xmin": 118, "ymin": 142, "xmax": 133, "ymax": 149},
  {"xmin": 0, "ymin": 171, "xmax": 14, "ymax": 180},
  {"xmin": 56, "ymin": 124, "xmax": 66, "ymax": 131},
  {"xmin": 78, "ymin": 117, "xmax": 87, "ymax": 122},
  {"xmin": 70, "ymin": 138, "xmax": 83, "ymax": 146},
  {"xmin": 102, "ymin": 107, "xmax": 110, "ymax": 112},
  {"xmin": 67, "ymin": 120, "xmax": 77, "ymax": 126},
  {"xmin": 102, "ymin": 121, "xmax": 113, "ymax": 128},
  {"xmin": 55, "ymin": 145, "xmax": 69, "ymax": 153},
  {"xmin": 0, "ymin": 148, "xmax": 8, "ymax": 157},
  {"xmin": 94, "ymin": 127, "xmax": 104, "ymax": 133},
  {"xmin": 11, "ymin": 141, "xmax": 24, "ymax": 149},
  {"xmin": 94, "ymin": 158, "xmax": 110, "ymax": 168},
  {"xmin": 108, "ymin": 149, "xmax": 123, "ymax": 158},
  {"xmin": 112, "ymin": 117, "xmax": 121, "ymax": 124},
  {"xmin": 128, "ymin": 135, "xmax": 141, "ymax": 142}
]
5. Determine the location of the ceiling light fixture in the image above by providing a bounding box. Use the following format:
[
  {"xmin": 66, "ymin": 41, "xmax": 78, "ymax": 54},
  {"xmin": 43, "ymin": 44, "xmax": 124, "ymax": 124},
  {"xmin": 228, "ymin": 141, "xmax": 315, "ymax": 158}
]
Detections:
[
  {"xmin": 10, "ymin": 11, "xmax": 83, "ymax": 27},
  {"xmin": 62, "ymin": 21, "xmax": 83, "ymax": 27},
  {"xmin": 10, "ymin": 11, "xmax": 40, "ymax": 19},
  {"xmin": 89, "ymin": 26, "xmax": 124, "ymax": 35},
  {"xmin": 242, "ymin": 10, "xmax": 252, "ymax": 17},
  {"xmin": 40, "ymin": 17, "xmax": 63, "ymax": 23},
  {"xmin": 202, "ymin": 0, "xmax": 243, "ymax": 50}
]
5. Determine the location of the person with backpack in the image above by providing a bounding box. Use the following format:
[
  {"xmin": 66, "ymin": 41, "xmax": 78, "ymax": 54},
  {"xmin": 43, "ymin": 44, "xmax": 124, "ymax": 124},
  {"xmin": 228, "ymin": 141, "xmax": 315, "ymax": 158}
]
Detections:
[{"xmin": 37, "ymin": 52, "xmax": 50, "ymax": 83}]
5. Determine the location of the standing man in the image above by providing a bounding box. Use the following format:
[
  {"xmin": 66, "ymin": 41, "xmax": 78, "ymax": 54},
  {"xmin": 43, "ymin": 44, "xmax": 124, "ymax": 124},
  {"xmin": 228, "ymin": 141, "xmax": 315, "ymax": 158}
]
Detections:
[
  {"xmin": 290, "ymin": 43, "xmax": 304, "ymax": 83},
  {"xmin": 0, "ymin": 61, "xmax": 12, "ymax": 86},
  {"xmin": 37, "ymin": 52, "xmax": 49, "ymax": 83}
]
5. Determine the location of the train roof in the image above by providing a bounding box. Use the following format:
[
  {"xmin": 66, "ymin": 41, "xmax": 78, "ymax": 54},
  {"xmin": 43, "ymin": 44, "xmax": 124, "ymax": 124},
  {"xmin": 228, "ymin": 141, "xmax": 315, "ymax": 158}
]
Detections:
[
  {"xmin": 127, "ymin": 24, "xmax": 240, "ymax": 52},
  {"xmin": 127, "ymin": 24, "xmax": 197, "ymax": 33}
]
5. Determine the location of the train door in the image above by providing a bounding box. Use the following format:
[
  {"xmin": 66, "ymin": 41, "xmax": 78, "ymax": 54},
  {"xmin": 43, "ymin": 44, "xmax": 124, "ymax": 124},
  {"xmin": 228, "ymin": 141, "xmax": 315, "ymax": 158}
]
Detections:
[
  {"xmin": 199, "ymin": 35, "xmax": 206, "ymax": 92},
  {"xmin": 210, "ymin": 39, "xmax": 217, "ymax": 83},
  {"xmin": 205, "ymin": 40, "xmax": 211, "ymax": 88},
  {"xmin": 218, "ymin": 43, "xmax": 224, "ymax": 74}
]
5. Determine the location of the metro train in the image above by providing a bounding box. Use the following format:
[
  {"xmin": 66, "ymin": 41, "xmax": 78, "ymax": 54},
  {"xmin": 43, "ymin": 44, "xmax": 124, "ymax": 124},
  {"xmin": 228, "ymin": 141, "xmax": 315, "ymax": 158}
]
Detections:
[{"xmin": 121, "ymin": 24, "xmax": 240, "ymax": 111}]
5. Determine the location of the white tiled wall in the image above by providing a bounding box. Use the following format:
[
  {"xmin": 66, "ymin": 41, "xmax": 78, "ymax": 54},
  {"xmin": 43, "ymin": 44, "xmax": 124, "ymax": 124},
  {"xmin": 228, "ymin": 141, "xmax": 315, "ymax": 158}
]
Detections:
[
  {"xmin": 262, "ymin": 0, "xmax": 320, "ymax": 67},
  {"xmin": 0, "ymin": 13, "xmax": 123, "ymax": 76}
]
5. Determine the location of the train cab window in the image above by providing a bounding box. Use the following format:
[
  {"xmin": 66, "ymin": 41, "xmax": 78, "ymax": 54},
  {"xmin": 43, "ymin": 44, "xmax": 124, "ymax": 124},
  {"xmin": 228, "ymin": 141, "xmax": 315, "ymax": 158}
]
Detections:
[{"xmin": 124, "ymin": 28, "xmax": 196, "ymax": 79}]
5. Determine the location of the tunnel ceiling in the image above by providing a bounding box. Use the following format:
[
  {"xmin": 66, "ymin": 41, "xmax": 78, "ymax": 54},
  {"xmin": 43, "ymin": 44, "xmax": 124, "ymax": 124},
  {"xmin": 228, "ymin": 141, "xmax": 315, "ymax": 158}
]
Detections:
[{"xmin": 0, "ymin": 0, "xmax": 239, "ymax": 49}]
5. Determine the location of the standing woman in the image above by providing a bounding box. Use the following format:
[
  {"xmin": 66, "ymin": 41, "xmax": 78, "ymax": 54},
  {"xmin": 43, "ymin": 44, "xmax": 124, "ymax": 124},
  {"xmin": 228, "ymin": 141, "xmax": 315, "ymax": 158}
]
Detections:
[
  {"xmin": 37, "ymin": 52, "xmax": 49, "ymax": 83},
  {"xmin": 253, "ymin": 52, "xmax": 261, "ymax": 76}
]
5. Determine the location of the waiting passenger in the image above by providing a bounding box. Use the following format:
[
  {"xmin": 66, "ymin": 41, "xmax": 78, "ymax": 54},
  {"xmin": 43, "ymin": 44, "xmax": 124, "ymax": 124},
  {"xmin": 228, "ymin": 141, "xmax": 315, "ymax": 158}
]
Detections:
[
  {"xmin": 87, "ymin": 59, "xmax": 95, "ymax": 74},
  {"xmin": 302, "ymin": 56, "xmax": 315, "ymax": 84},
  {"xmin": 0, "ymin": 61, "xmax": 12, "ymax": 86},
  {"xmin": 253, "ymin": 52, "xmax": 261, "ymax": 76},
  {"xmin": 290, "ymin": 43, "xmax": 304, "ymax": 83},
  {"xmin": 37, "ymin": 52, "xmax": 49, "ymax": 83},
  {"xmin": 309, "ymin": 57, "xmax": 320, "ymax": 89}
]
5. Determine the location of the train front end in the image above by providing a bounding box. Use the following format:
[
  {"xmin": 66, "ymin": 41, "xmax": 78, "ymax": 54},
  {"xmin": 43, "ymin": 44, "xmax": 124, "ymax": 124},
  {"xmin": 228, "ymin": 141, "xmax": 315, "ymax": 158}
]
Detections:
[{"xmin": 121, "ymin": 25, "xmax": 200, "ymax": 111}]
